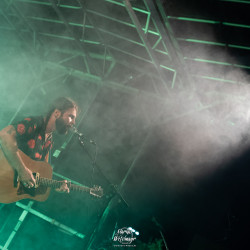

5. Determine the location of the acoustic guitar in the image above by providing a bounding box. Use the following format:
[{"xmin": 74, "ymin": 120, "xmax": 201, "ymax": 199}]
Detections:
[{"xmin": 0, "ymin": 149, "xmax": 103, "ymax": 204}]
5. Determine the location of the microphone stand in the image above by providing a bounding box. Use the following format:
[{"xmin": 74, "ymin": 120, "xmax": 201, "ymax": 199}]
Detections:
[
  {"xmin": 71, "ymin": 126, "xmax": 128, "ymax": 205},
  {"xmin": 152, "ymin": 217, "xmax": 169, "ymax": 250},
  {"xmin": 71, "ymin": 127, "xmax": 129, "ymax": 249}
]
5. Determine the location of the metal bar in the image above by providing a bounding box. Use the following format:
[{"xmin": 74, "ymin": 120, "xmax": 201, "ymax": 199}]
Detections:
[
  {"xmin": 48, "ymin": 0, "xmax": 101, "ymax": 76},
  {"xmin": 192, "ymin": 74, "xmax": 241, "ymax": 84},
  {"xmin": 48, "ymin": 45, "xmax": 167, "ymax": 81},
  {"xmin": 223, "ymin": 22, "xmax": 250, "ymax": 29},
  {"xmin": 47, "ymin": 47, "xmax": 113, "ymax": 61},
  {"xmin": 14, "ymin": 1, "xmax": 159, "ymax": 36},
  {"xmin": 168, "ymin": 16, "xmax": 220, "ymax": 24},
  {"xmin": 184, "ymin": 57, "xmax": 250, "ymax": 69},
  {"xmin": 32, "ymin": 0, "xmax": 169, "ymax": 83},
  {"xmin": 2, "ymin": 202, "xmax": 34, "ymax": 250},
  {"xmin": 81, "ymin": 10, "xmax": 87, "ymax": 40},
  {"xmin": 83, "ymin": 55, "xmax": 91, "ymax": 74},
  {"xmin": 95, "ymin": 27, "xmax": 144, "ymax": 47},
  {"xmin": 123, "ymin": 0, "xmax": 170, "ymax": 93},
  {"xmin": 178, "ymin": 38, "xmax": 226, "ymax": 46},
  {"xmin": 185, "ymin": 57, "xmax": 232, "ymax": 66},
  {"xmin": 26, "ymin": 15, "xmax": 93, "ymax": 28},
  {"xmin": 0, "ymin": 16, "xmax": 169, "ymax": 64},
  {"xmin": 102, "ymin": 47, "xmax": 107, "ymax": 76},
  {"xmin": 168, "ymin": 16, "xmax": 250, "ymax": 29},
  {"xmin": 219, "ymin": 0, "xmax": 250, "ymax": 4},
  {"xmin": 16, "ymin": 0, "xmax": 81, "ymax": 9},
  {"xmin": 45, "ymin": 61, "xmax": 168, "ymax": 102},
  {"xmin": 104, "ymin": 60, "xmax": 116, "ymax": 78},
  {"xmin": 144, "ymin": 11, "xmax": 151, "ymax": 34},
  {"xmin": 86, "ymin": 9, "xmax": 160, "ymax": 36},
  {"xmin": 57, "ymin": 54, "xmax": 79, "ymax": 65},
  {"xmin": 152, "ymin": 36, "xmax": 162, "ymax": 49},
  {"xmin": 15, "ymin": 202, "xmax": 85, "ymax": 239},
  {"xmin": 104, "ymin": 0, "xmax": 150, "ymax": 14},
  {"xmin": 154, "ymin": 0, "xmax": 196, "ymax": 89},
  {"xmin": 229, "ymin": 44, "xmax": 250, "ymax": 50}
]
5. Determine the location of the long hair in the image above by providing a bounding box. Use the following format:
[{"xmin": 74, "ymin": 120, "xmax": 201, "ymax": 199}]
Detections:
[{"xmin": 45, "ymin": 97, "xmax": 78, "ymax": 125}]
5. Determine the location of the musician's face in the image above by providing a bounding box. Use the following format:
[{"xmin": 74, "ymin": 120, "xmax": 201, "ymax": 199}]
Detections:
[{"xmin": 56, "ymin": 108, "xmax": 77, "ymax": 135}]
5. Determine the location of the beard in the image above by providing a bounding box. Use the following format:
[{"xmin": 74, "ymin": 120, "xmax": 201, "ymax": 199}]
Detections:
[{"xmin": 55, "ymin": 117, "xmax": 69, "ymax": 135}]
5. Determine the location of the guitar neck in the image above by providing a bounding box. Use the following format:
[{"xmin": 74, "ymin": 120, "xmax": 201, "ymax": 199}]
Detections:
[{"xmin": 39, "ymin": 178, "xmax": 90, "ymax": 193}]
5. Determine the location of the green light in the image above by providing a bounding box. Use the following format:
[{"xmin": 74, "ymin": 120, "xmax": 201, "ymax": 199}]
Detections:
[
  {"xmin": 219, "ymin": 0, "xmax": 250, "ymax": 4},
  {"xmin": 152, "ymin": 37, "xmax": 162, "ymax": 49},
  {"xmin": 194, "ymin": 58, "xmax": 230, "ymax": 66},
  {"xmin": 86, "ymin": 9, "xmax": 160, "ymax": 36},
  {"xmin": 186, "ymin": 58, "xmax": 231, "ymax": 66},
  {"xmin": 179, "ymin": 38, "xmax": 225, "ymax": 46},
  {"xmin": 28, "ymin": 16, "xmax": 94, "ymax": 29},
  {"xmin": 234, "ymin": 64, "xmax": 250, "ymax": 69},
  {"xmin": 172, "ymin": 71, "xmax": 177, "ymax": 88},
  {"xmin": 186, "ymin": 57, "xmax": 250, "ymax": 70},
  {"xmin": 53, "ymin": 150, "xmax": 61, "ymax": 158},
  {"xmin": 179, "ymin": 38, "xmax": 250, "ymax": 52},
  {"xmin": 40, "ymin": 32, "xmax": 101, "ymax": 44},
  {"xmin": 168, "ymin": 16, "xmax": 250, "ymax": 30},
  {"xmin": 167, "ymin": 16, "xmax": 220, "ymax": 24},
  {"xmin": 228, "ymin": 44, "xmax": 250, "ymax": 50},
  {"xmin": 155, "ymin": 49, "xmax": 168, "ymax": 55},
  {"xmin": 160, "ymin": 65, "xmax": 175, "ymax": 72},
  {"xmin": 144, "ymin": 12, "xmax": 151, "ymax": 34},
  {"xmin": 197, "ymin": 75, "xmax": 237, "ymax": 84},
  {"xmin": 223, "ymin": 22, "xmax": 250, "ymax": 29},
  {"xmin": 104, "ymin": 0, "xmax": 150, "ymax": 14},
  {"xmin": 17, "ymin": 0, "xmax": 81, "ymax": 9},
  {"xmin": 40, "ymin": 32, "xmax": 75, "ymax": 40}
]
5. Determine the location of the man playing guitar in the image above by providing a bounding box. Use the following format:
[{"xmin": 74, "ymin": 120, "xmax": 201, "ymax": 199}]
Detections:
[{"xmin": 0, "ymin": 97, "xmax": 78, "ymax": 194}]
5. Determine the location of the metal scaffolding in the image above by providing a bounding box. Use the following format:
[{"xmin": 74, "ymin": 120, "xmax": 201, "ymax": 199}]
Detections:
[{"xmin": 1, "ymin": 0, "xmax": 250, "ymax": 249}]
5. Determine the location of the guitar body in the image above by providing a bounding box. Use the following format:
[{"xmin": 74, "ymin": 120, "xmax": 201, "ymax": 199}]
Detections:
[{"xmin": 0, "ymin": 149, "xmax": 52, "ymax": 204}]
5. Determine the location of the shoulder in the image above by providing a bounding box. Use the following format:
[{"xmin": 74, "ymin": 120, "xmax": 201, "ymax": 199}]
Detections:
[{"xmin": 12, "ymin": 116, "xmax": 45, "ymax": 136}]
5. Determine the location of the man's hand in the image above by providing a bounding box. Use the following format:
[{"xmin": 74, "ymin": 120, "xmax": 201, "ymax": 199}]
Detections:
[
  {"xmin": 18, "ymin": 167, "xmax": 36, "ymax": 188},
  {"xmin": 55, "ymin": 180, "xmax": 70, "ymax": 193}
]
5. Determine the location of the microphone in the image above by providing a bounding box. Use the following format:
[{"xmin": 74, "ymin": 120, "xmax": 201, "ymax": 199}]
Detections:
[
  {"xmin": 71, "ymin": 126, "xmax": 84, "ymax": 137},
  {"xmin": 71, "ymin": 126, "xmax": 96, "ymax": 145}
]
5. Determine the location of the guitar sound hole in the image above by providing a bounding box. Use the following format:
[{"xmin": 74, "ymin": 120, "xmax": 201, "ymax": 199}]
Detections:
[{"xmin": 17, "ymin": 183, "xmax": 48, "ymax": 196}]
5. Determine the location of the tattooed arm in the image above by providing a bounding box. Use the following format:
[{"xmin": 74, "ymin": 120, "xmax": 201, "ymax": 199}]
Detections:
[{"xmin": 0, "ymin": 125, "xmax": 36, "ymax": 187}]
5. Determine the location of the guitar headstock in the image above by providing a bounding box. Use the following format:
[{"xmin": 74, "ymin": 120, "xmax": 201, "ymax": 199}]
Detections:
[{"xmin": 90, "ymin": 185, "xmax": 103, "ymax": 198}]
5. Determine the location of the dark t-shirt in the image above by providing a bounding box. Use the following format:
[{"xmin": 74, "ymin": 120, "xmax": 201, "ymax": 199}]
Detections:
[{"xmin": 12, "ymin": 116, "xmax": 53, "ymax": 161}]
